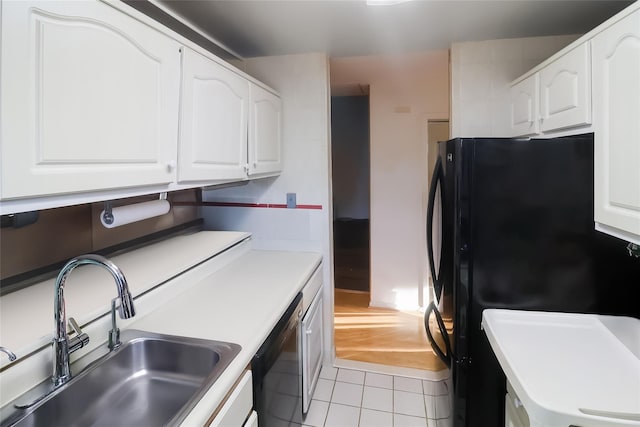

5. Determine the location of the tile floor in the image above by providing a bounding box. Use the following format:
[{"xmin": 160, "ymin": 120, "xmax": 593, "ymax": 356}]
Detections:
[{"xmin": 304, "ymin": 366, "xmax": 453, "ymax": 427}]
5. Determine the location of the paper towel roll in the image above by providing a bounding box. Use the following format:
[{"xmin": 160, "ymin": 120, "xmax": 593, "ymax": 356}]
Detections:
[{"xmin": 100, "ymin": 200, "xmax": 170, "ymax": 228}]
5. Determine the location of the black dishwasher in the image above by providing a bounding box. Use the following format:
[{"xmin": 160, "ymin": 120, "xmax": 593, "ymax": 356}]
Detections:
[{"xmin": 252, "ymin": 293, "xmax": 303, "ymax": 427}]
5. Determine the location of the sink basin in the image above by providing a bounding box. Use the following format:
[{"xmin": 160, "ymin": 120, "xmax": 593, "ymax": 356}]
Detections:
[{"xmin": 1, "ymin": 330, "xmax": 241, "ymax": 427}]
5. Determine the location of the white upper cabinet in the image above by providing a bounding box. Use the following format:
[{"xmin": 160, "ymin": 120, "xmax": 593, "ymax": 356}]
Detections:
[
  {"xmin": 178, "ymin": 48, "xmax": 249, "ymax": 182},
  {"xmin": 592, "ymin": 8, "xmax": 640, "ymax": 244},
  {"xmin": 539, "ymin": 43, "xmax": 591, "ymax": 133},
  {"xmin": 509, "ymin": 43, "xmax": 592, "ymax": 137},
  {"xmin": 509, "ymin": 74, "xmax": 539, "ymax": 137},
  {"xmin": 248, "ymin": 83, "xmax": 283, "ymax": 177},
  {"xmin": 0, "ymin": 1, "xmax": 181, "ymax": 200}
]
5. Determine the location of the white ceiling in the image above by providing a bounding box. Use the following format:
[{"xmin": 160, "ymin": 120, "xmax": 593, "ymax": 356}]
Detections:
[{"xmin": 155, "ymin": 0, "xmax": 634, "ymax": 58}]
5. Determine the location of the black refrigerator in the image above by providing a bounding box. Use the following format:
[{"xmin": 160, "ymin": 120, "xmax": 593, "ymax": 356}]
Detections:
[{"xmin": 424, "ymin": 134, "xmax": 640, "ymax": 427}]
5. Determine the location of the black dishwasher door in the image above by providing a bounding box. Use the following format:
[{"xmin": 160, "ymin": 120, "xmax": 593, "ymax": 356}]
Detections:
[{"xmin": 252, "ymin": 293, "xmax": 303, "ymax": 427}]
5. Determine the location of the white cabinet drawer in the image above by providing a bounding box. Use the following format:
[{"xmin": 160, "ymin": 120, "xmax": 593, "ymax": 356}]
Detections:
[{"xmin": 209, "ymin": 371, "xmax": 253, "ymax": 427}]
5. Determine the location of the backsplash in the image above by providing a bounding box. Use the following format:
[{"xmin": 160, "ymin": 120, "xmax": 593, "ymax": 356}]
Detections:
[{"xmin": 0, "ymin": 190, "xmax": 200, "ymax": 283}]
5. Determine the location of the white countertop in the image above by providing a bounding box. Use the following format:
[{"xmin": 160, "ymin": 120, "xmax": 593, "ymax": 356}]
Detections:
[
  {"xmin": 135, "ymin": 248, "xmax": 322, "ymax": 425},
  {"xmin": 482, "ymin": 309, "xmax": 640, "ymax": 427},
  {"xmin": 0, "ymin": 231, "xmax": 322, "ymax": 425}
]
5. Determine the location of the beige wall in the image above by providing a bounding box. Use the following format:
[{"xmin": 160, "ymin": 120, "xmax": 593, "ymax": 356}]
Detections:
[
  {"xmin": 331, "ymin": 51, "xmax": 449, "ymax": 310},
  {"xmin": 450, "ymin": 34, "xmax": 580, "ymax": 138}
]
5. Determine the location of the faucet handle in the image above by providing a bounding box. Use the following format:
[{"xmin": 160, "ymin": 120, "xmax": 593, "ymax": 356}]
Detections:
[
  {"xmin": 0, "ymin": 346, "xmax": 16, "ymax": 362},
  {"xmin": 67, "ymin": 318, "xmax": 90, "ymax": 354}
]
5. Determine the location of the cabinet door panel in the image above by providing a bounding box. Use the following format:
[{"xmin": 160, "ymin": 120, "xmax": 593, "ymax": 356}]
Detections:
[
  {"xmin": 302, "ymin": 291, "xmax": 324, "ymax": 413},
  {"xmin": 1, "ymin": 1, "xmax": 180, "ymax": 199},
  {"xmin": 248, "ymin": 83, "xmax": 282, "ymax": 176},
  {"xmin": 509, "ymin": 75, "xmax": 539, "ymax": 137},
  {"xmin": 539, "ymin": 43, "xmax": 591, "ymax": 132},
  {"xmin": 593, "ymin": 9, "xmax": 640, "ymax": 240},
  {"xmin": 179, "ymin": 48, "xmax": 248, "ymax": 182}
]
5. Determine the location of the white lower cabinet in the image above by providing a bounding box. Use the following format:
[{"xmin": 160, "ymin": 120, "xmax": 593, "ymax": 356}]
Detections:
[
  {"xmin": 505, "ymin": 383, "xmax": 530, "ymax": 427},
  {"xmin": 301, "ymin": 288, "xmax": 324, "ymax": 414},
  {"xmin": 209, "ymin": 371, "xmax": 254, "ymax": 427},
  {"xmin": 0, "ymin": 0, "xmax": 181, "ymax": 200},
  {"xmin": 592, "ymin": 7, "xmax": 640, "ymax": 244},
  {"xmin": 244, "ymin": 410, "xmax": 258, "ymax": 427}
]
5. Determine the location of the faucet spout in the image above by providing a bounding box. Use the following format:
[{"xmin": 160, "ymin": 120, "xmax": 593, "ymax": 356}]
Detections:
[{"xmin": 52, "ymin": 254, "xmax": 135, "ymax": 387}]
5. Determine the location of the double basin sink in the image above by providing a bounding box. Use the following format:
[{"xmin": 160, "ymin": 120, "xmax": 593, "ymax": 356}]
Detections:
[{"xmin": 1, "ymin": 330, "xmax": 241, "ymax": 427}]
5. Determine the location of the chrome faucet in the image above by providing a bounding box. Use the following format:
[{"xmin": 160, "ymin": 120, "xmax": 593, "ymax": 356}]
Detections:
[
  {"xmin": 52, "ymin": 254, "xmax": 136, "ymax": 387},
  {"xmin": 0, "ymin": 346, "xmax": 16, "ymax": 362}
]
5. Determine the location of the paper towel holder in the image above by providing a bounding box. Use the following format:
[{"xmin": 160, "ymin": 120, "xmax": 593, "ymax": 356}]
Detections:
[{"xmin": 101, "ymin": 193, "xmax": 170, "ymax": 228}]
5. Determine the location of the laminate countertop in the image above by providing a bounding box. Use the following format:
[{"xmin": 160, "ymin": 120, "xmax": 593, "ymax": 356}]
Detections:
[
  {"xmin": 482, "ymin": 309, "xmax": 640, "ymax": 427},
  {"xmin": 0, "ymin": 231, "xmax": 322, "ymax": 425}
]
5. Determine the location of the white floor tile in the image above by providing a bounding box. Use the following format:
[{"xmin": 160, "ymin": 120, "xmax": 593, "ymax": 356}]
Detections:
[
  {"xmin": 303, "ymin": 400, "xmax": 329, "ymax": 427},
  {"xmin": 422, "ymin": 380, "xmax": 449, "ymax": 396},
  {"xmin": 361, "ymin": 386, "xmax": 393, "ymax": 413},
  {"xmin": 424, "ymin": 395, "xmax": 450, "ymax": 419},
  {"xmin": 332, "ymin": 381, "xmax": 364, "ymax": 407},
  {"xmin": 394, "ymin": 376, "xmax": 424, "ymax": 394},
  {"xmin": 320, "ymin": 365, "xmax": 338, "ymax": 381},
  {"xmin": 365, "ymin": 372, "xmax": 393, "ymax": 389},
  {"xmin": 337, "ymin": 368, "xmax": 366, "ymax": 385},
  {"xmin": 312, "ymin": 378, "xmax": 334, "ymax": 402},
  {"xmin": 394, "ymin": 390, "xmax": 426, "ymax": 418},
  {"xmin": 325, "ymin": 403, "xmax": 361, "ymax": 427},
  {"xmin": 359, "ymin": 408, "xmax": 393, "ymax": 427},
  {"xmin": 394, "ymin": 413, "xmax": 428, "ymax": 427}
]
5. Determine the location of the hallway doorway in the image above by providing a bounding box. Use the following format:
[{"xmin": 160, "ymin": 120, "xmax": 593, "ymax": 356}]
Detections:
[{"xmin": 331, "ymin": 95, "xmax": 370, "ymax": 293}]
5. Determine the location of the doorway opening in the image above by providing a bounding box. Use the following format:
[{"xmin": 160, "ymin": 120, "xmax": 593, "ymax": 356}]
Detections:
[
  {"xmin": 330, "ymin": 91, "xmax": 451, "ymax": 371},
  {"xmin": 331, "ymin": 95, "xmax": 370, "ymax": 294}
]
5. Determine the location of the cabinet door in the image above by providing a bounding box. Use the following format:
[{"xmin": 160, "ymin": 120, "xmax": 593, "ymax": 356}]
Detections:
[
  {"xmin": 0, "ymin": 1, "xmax": 180, "ymax": 199},
  {"xmin": 509, "ymin": 74, "xmax": 540, "ymax": 137},
  {"xmin": 209, "ymin": 371, "xmax": 253, "ymax": 426},
  {"xmin": 539, "ymin": 43, "xmax": 592, "ymax": 133},
  {"xmin": 243, "ymin": 411, "xmax": 258, "ymax": 427},
  {"xmin": 302, "ymin": 290, "xmax": 324, "ymax": 414},
  {"xmin": 248, "ymin": 83, "xmax": 282, "ymax": 177},
  {"xmin": 592, "ymin": 9, "xmax": 640, "ymax": 242},
  {"xmin": 178, "ymin": 48, "xmax": 249, "ymax": 182},
  {"xmin": 505, "ymin": 394, "xmax": 529, "ymax": 427}
]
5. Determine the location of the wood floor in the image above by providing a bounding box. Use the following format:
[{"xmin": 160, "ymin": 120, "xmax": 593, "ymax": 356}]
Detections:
[{"xmin": 334, "ymin": 289, "xmax": 447, "ymax": 372}]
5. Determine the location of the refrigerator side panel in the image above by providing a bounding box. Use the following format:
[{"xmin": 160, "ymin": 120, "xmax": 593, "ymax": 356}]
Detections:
[
  {"xmin": 466, "ymin": 136, "xmax": 596, "ymax": 427},
  {"xmin": 451, "ymin": 138, "xmax": 473, "ymax": 427}
]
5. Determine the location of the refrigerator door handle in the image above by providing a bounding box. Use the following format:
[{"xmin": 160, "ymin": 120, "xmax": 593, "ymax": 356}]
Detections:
[
  {"xmin": 424, "ymin": 301, "xmax": 453, "ymax": 368},
  {"xmin": 426, "ymin": 156, "xmax": 444, "ymax": 300}
]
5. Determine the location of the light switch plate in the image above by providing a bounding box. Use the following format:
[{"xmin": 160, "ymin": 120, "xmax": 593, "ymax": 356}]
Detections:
[{"xmin": 286, "ymin": 193, "xmax": 296, "ymax": 209}]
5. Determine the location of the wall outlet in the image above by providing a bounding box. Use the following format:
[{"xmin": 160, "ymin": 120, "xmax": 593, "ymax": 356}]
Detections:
[{"xmin": 286, "ymin": 193, "xmax": 296, "ymax": 209}]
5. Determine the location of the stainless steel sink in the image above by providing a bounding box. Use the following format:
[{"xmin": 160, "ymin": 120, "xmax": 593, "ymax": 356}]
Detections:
[{"xmin": 1, "ymin": 330, "xmax": 241, "ymax": 427}]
